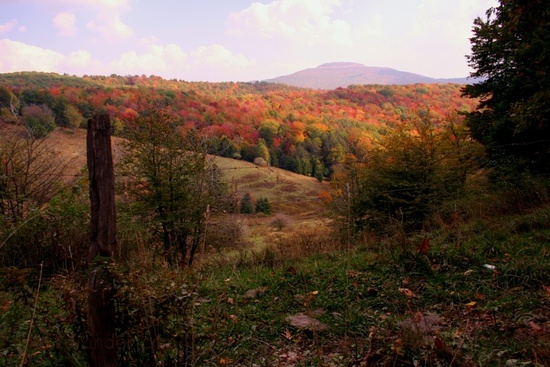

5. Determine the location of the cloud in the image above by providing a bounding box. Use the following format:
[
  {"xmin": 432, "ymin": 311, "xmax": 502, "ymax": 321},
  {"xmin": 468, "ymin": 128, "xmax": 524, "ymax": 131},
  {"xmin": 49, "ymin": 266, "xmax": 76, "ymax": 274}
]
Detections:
[
  {"xmin": 47, "ymin": 0, "xmax": 134, "ymax": 40},
  {"xmin": 0, "ymin": 39, "xmax": 64, "ymax": 72},
  {"xmin": 111, "ymin": 43, "xmax": 186, "ymax": 75},
  {"xmin": 191, "ymin": 44, "xmax": 255, "ymax": 68},
  {"xmin": 0, "ymin": 39, "xmax": 100, "ymax": 75},
  {"xmin": 227, "ymin": 0, "xmax": 353, "ymax": 48},
  {"xmin": 87, "ymin": 13, "xmax": 133, "ymax": 40},
  {"xmin": 53, "ymin": 12, "xmax": 78, "ymax": 37},
  {"xmin": 109, "ymin": 42, "xmax": 255, "ymax": 81},
  {"xmin": 0, "ymin": 20, "xmax": 18, "ymax": 35}
]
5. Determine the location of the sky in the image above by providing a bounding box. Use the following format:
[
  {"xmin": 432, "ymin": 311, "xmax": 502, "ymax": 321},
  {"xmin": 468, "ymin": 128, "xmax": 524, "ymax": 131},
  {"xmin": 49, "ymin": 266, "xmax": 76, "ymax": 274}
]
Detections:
[{"xmin": 0, "ymin": 0, "xmax": 498, "ymax": 83}]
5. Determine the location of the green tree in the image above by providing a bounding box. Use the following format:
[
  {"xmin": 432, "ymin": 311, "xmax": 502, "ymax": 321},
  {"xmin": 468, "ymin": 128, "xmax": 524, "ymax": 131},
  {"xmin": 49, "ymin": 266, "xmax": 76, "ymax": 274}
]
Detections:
[
  {"xmin": 255, "ymin": 138, "xmax": 270, "ymax": 163},
  {"xmin": 65, "ymin": 105, "xmax": 83, "ymax": 133},
  {"xmin": 240, "ymin": 193, "xmax": 255, "ymax": 214},
  {"xmin": 462, "ymin": 0, "xmax": 550, "ymax": 174},
  {"xmin": 255, "ymin": 197, "xmax": 271, "ymax": 214},
  {"xmin": 330, "ymin": 111, "xmax": 481, "ymax": 233},
  {"xmin": 0, "ymin": 86, "xmax": 19, "ymax": 117},
  {"xmin": 259, "ymin": 120, "xmax": 279, "ymax": 146},
  {"xmin": 22, "ymin": 104, "xmax": 56, "ymax": 138},
  {"xmin": 120, "ymin": 109, "xmax": 226, "ymax": 267}
]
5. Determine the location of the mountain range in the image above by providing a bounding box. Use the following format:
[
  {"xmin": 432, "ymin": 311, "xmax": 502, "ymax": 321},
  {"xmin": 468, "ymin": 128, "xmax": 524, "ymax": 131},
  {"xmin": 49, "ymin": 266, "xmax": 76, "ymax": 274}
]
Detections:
[{"xmin": 263, "ymin": 62, "xmax": 475, "ymax": 89}]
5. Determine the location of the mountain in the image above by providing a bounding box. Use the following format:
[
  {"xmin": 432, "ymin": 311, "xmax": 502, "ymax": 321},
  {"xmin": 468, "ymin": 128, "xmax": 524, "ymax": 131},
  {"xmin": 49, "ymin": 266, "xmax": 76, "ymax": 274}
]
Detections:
[{"xmin": 263, "ymin": 62, "xmax": 473, "ymax": 89}]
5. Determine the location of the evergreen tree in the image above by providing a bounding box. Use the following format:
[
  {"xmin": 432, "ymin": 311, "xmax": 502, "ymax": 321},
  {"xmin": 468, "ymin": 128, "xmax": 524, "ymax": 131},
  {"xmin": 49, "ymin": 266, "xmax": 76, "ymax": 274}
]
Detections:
[
  {"xmin": 462, "ymin": 0, "xmax": 550, "ymax": 174},
  {"xmin": 255, "ymin": 197, "xmax": 271, "ymax": 214},
  {"xmin": 240, "ymin": 193, "xmax": 255, "ymax": 214}
]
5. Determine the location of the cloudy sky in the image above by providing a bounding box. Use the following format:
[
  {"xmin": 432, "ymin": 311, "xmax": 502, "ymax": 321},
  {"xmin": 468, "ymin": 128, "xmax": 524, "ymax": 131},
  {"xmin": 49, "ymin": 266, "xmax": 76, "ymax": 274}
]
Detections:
[{"xmin": 0, "ymin": 0, "xmax": 497, "ymax": 82}]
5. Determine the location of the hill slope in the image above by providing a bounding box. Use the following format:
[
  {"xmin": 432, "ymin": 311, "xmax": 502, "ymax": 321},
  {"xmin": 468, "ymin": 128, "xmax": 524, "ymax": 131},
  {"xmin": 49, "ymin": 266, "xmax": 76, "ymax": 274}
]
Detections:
[
  {"xmin": 0, "ymin": 122, "xmax": 326, "ymax": 217},
  {"xmin": 264, "ymin": 62, "xmax": 473, "ymax": 89}
]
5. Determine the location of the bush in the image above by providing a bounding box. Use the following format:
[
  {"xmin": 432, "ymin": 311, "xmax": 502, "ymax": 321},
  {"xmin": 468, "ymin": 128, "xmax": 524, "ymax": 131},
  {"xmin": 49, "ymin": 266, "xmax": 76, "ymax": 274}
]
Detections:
[
  {"xmin": 255, "ymin": 197, "xmax": 271, "ymax": 214},
  {"xmin": 270, "ymin": 213, "xmax": 291, "ymax": 231},
  {"xmin": 22, "ymin": 104, "xmax": 56, "ymax": 138},
  {"xmin": 240, "ymin": 193, "xmax": 255, "ymax": 214},
  {"xmin": 204, "ymin": 215, "xmax": 246, "ymax": 251}
]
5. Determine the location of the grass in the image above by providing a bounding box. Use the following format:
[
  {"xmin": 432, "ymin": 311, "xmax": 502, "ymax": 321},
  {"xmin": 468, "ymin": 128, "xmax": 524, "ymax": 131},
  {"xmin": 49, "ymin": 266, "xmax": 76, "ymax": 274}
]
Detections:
[
  {"xmin": 2, "ymin": 208, "xmax": 549, "ymax": 366},
  {"xmin": 185, "ymin": 205, "xmax": 550, "ymax": 366}
]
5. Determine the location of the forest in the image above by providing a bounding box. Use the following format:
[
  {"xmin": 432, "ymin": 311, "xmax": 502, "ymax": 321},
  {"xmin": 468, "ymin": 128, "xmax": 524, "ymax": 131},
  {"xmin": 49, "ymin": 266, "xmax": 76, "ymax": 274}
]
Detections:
[
  {"xmin": 0, "ymin": 0, "xmax": 549, "ymax": 365},
  {"xmin": 0, "ymin": 72, "xmax": 477, "ymax": 179}
]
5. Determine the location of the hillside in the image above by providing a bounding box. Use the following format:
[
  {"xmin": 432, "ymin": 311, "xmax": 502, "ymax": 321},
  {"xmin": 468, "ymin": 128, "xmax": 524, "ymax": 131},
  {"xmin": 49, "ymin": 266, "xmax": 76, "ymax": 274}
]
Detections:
[
  {"xmin": 263, "ymin": 62, "xmax": 474, "ymax": 89},
  {"xmin": 25, "ymin": 123, "xmax": 326, "ymax": 213}
]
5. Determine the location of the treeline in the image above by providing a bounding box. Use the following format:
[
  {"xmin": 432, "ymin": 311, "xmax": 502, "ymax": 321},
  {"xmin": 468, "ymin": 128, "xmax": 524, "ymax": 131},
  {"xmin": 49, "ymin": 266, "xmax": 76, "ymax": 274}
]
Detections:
[{"xmin": 0, "ymin": 72, "xmax": 477, "ymax": 178}]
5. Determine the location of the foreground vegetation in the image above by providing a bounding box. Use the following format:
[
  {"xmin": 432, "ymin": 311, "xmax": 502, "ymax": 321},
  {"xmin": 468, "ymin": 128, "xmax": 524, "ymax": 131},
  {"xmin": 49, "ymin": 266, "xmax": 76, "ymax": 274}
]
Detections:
[{"xmin": 1, "ymin": 170, "xmax": 549, "ymax": 366}]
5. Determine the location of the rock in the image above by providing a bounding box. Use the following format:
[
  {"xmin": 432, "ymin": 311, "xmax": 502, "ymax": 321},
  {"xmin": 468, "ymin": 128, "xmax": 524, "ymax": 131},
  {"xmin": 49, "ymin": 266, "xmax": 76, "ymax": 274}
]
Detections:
[
  {"xmin": 286, "ymin": 313, "xmax": 327, "ymax": 331},
  {"xmin": 244, "ymin": 287, "xmax": 265, "ymax": 299}
]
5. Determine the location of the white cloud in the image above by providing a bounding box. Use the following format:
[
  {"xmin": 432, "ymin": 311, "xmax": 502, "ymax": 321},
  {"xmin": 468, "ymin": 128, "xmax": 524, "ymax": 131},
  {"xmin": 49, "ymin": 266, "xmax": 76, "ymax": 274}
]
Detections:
[
  {"xmin": 191, "ymin": 44, "xmax": 255, "ymax": 68},
  {"xmin": 87, "ymin": 13, "xmax": 133, "ymax": 40},
  {"xmin": 0, "ymin": 20, "xmax": 17, "ymax": 35},
  {"xmin": 109, "ymin": 42, "xmax": 255, "ymax": 81},
  {"xmin": 0, "ymin": 39, "xmax": 100, "ymax": 75},
  {"xmin": 227, "ymin": 0, "xmax": 353, "ymax": 48},
  {"xmin": 66, "ymin": 50, "xmax": 93, "ymax": 68},
  {"xmin": 0, "ymin": 39, "xmax": 64, "ymax": 72},
  {"xmin": 111, "ymin": 43, "xmax": 186, "ymax": 74},
  {"xmin": 53, "ymin": 12, "xmax": 78, "ymax": 37}
]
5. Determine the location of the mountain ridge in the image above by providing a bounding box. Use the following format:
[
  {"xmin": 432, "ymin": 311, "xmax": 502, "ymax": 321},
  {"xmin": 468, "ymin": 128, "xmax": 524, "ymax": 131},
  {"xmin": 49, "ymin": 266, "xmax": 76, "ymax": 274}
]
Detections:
[{"xmin": 263, "ymin": 62, "xmax": 474, "ymax": 89}]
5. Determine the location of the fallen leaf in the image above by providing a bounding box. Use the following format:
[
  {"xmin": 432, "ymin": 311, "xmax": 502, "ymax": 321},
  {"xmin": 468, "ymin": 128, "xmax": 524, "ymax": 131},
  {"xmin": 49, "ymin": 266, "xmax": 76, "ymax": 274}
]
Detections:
[
  {"xmin": 1, "ymin": 300, "xmax": 10, "ymax": 313},
  {"xmin": 417, "ymin": 237, "xmax": 430, "ymax": 254},
  {"xmin": 529, "ymin": 321, "xmax": 543, "ymax": 334},
  {"xmin": 463, "ymin": 269, "xmax": 474, "ymax": 276},
  {"xmin": 399, "ymin": 288, "xmax": 417, "ymax": 298},
  {"xmin": 227, "ymin": 297, "xmax": 234, "ymax": 305},
  {"xmin": 392, "ymin": 339, "xmax": 403, "ymax": 355},
  {"xmin": 219, "ymin": 357, "xmax": 233, "ymax": 365},
  {"xmin": 282, "ymin": 328, "xmax": 292, "ymax": 340},
  {"xmin": 229, "ymin": 314, "xmax": 238, "ymax": 322},
  {"xmin": 543, "ymin": 285, "xmax": 550, "ymax": 297},
  {"xmin": 465, "ymin": 301, "xmax": 477, "ymax": 308},
  {"xmin": 434, "ymin": 336, "xmax": 445, "ymax": 351}
]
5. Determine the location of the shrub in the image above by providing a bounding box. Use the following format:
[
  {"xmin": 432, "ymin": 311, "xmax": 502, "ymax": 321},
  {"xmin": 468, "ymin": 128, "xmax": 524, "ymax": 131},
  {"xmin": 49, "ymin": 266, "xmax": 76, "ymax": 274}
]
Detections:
[
  {"xmin": 255, "ymin": 197, "xmax": 271, "ymax": 214},
  {"xmin": 240, "ymin": 193, "xmax": 255, "ymax": 214},
  {"xmin": 22, "ymin": 104, "xmax": 56, "ymax": 138},
  {"xmin": 270, "ymin": 213, "xmax": 290, "ymax": 231}
]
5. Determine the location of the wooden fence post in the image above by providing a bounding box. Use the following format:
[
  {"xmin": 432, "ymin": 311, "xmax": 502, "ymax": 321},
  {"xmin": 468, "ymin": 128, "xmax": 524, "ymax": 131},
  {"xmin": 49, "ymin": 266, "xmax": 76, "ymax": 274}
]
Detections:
[{"xmin": 87, "ymin": 114, "xmax": 117, "ymax": 367}]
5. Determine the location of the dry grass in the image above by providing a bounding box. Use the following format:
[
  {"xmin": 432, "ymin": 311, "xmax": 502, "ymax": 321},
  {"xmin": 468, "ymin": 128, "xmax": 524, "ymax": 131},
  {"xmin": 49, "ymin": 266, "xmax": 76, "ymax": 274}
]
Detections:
[{"xmin": 0, "ymin": 121, "xmax": 331, "ymax": 253}]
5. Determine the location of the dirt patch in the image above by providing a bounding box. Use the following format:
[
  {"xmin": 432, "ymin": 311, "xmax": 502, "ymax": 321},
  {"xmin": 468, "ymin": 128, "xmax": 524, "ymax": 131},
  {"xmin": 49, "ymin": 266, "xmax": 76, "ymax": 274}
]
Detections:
[
  {"xmin": 241, "ymin": 172, "xmax": 263, "ymax": 181},
  {"xmin": 279, "ymin": 184, "xmax": 298, "ymax": 193},
  {"xmin": 248, "ymin": 181, "xmax": 276, "ymax": 190}
]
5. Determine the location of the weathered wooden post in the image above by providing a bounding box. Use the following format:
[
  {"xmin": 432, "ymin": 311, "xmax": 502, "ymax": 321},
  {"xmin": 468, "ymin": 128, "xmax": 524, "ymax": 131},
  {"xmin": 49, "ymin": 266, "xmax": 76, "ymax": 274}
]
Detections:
[{"xmin": 87, "ymin": 114, "xmax": 117, "ymax": 366}]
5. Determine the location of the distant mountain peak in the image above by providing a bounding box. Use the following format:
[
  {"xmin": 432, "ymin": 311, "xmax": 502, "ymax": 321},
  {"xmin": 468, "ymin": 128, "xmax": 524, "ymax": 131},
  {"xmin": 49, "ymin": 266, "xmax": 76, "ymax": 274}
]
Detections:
[
  {"xmin": 317, "ymin": 62, "xmax": 366, "ymax": 69},
  {"xmin": 263, "ymin": 62, "xmax": 472, "ymax": 89}
]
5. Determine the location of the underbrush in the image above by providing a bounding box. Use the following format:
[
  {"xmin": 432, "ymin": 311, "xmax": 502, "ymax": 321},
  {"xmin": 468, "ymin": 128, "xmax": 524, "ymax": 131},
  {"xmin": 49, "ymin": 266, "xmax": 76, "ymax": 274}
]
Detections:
[{"xmin": 1, "ymin": 182, "xmax": 549, "ymax": 366}]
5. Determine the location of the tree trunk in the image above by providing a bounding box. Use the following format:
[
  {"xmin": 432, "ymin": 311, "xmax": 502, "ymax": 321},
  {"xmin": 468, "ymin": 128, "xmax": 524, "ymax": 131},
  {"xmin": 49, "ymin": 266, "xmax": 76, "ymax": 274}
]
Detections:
[{"xmin": 87, "ymin": 114, "xmax": 117, "ymax": 367}]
